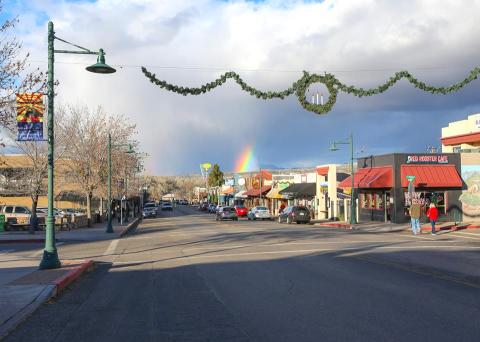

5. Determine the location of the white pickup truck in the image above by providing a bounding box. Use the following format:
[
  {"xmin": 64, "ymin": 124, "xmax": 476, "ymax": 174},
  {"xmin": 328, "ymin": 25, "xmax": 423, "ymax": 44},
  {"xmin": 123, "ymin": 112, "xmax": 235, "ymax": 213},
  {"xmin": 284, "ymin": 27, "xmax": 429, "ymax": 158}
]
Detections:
[{"xmin": 0, "ymin": 205, "xmax": 31, "ymax": 228}]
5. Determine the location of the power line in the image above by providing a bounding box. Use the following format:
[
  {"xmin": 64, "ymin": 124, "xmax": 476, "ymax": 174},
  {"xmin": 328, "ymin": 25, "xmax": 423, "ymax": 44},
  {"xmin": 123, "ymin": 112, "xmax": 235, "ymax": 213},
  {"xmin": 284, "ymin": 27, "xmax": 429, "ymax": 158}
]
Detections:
[{"xmin": 26, "ymin": 59, "xmax": 477, "ymax": 74}]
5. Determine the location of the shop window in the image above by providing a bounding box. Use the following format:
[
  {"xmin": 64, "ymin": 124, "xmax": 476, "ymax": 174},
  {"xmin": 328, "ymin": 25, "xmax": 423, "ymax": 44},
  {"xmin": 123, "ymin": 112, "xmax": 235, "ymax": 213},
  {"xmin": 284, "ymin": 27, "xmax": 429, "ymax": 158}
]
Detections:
[
  {"xmin": 367, "ymin": 193, "xmax": 376, "ymax": 209},
  {"xmin": 360, "ymin": 194, "xmax": 367, "ymax": 209},
  {"xmin": 404, "ymin": 191, "xmax": 446, "ymax": 215},
  {"xmin": 375, "ymin": 193, "xmax": 384, "ymax": 210}
]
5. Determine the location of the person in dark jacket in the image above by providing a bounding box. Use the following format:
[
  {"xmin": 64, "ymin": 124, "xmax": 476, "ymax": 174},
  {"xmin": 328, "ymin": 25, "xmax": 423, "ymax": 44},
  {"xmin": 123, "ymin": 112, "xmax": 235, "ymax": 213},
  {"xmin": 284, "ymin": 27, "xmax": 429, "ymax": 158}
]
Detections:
[{"xmin": 426, "ymin": 203, "xmax": 439, "ymax": 235}]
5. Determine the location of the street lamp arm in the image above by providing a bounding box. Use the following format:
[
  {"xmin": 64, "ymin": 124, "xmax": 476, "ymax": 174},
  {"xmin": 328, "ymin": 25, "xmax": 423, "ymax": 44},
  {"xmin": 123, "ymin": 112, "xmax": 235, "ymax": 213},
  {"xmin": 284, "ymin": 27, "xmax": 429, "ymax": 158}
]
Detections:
[
  {"xmin": 54, "ymin": 50, "xmax": 98, "ymax": 55},
  {"xmin": 54, "ymin": 35, "xmax": 96, "ymax": 54},
  {"xmin": 333, "ymin": 139, "xmax": 350, "ymax": 145}
]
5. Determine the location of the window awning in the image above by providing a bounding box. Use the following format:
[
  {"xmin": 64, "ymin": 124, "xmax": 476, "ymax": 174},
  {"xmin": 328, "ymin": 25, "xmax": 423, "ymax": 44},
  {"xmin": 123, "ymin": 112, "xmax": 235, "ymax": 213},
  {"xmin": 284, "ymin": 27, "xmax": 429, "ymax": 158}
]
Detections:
[
  {"xmin": 221, "ymin": 186, "xmax": 235, "ymax": 195},
  {"xmin": 266, "ymin": 188, "xmax": 288, "ymax": 199},
  {"xmin": 338, "ymin": 166, "xmax": 393, "ymax": 189},
  {"xmin": 279, "ymin": 183, "xmax": 316, "ymax": 198},
  {"xmin": 234, "ymin": 190, "xmax": 248, "ymax": 199},
  {"xmin": 245, "ymin": 186, "xmax": 272, "ymax": 197},
  {"xmin": 441, "ymin": 132, "xmax": 480, "ymax": 146},
  {"xmin": 400, "ymin": 165, "xmax": 462, "ymax": 188},
  {"xmin": 316, "ymin": 166, "xmax": 329, "ymax": 176}
]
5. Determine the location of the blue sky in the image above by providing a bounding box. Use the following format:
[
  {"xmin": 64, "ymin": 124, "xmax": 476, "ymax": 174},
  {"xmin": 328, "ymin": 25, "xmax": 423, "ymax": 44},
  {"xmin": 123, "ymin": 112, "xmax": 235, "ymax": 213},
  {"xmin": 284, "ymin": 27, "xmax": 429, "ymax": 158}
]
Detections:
[{"xmin": 2, "ymin": 0, "xmax": 480, "ymax": 175}]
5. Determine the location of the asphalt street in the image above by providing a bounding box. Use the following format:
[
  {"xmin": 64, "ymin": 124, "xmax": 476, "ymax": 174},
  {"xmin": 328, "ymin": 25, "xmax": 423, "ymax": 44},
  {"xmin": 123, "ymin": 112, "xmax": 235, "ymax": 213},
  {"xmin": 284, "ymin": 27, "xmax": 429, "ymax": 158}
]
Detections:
[{"xmin": 4, "ymin": 206, "xmax": 480, "ymax": 341}]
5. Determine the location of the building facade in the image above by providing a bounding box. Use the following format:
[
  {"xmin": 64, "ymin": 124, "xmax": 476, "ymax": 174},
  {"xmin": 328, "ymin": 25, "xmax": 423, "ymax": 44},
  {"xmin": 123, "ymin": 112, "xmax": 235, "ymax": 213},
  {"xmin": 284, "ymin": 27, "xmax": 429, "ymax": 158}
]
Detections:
[{"xmin": 339, "ymin": 153, "xmax": 463, "ymax": 224}]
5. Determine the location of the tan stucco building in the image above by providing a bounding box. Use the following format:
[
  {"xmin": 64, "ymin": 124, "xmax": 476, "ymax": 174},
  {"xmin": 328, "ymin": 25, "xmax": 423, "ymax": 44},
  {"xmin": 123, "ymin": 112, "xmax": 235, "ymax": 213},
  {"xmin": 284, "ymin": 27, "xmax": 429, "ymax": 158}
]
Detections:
[{"xmin": 442, "ymin": 113, "xmax": 480, "ymax": 153}]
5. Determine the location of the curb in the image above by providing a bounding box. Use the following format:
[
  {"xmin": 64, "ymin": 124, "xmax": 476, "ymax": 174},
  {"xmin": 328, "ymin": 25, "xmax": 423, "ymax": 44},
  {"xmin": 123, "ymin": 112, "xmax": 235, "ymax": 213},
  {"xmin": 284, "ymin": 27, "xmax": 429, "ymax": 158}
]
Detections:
[
  {"xmin": 53, "ymin": 260, "xmax": 94, "ymax": 293},
  {"xmin": 0, "ymin": 260, "xmax": 93, "ymax": 340},
  {"xmin": 0, "ymin": 239, "xmax": 46, "ymax": 244},
  {"xmin": 120, "ymin": 217, "xmax": 142, "ymax": 238},
  {"xmin": 316, "ymin": 223, "xmax": 352, "ymax": 229},
  {"xmin": 0, "ymin": 285, "xmax": 56, "ymax": 340}
]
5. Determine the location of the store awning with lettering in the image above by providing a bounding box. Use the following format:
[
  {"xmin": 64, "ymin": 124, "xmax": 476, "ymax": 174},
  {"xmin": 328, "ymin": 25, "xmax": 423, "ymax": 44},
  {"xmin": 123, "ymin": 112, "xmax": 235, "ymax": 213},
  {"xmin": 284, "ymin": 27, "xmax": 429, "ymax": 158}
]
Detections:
[
  {"xmin": 338, "ymin": 166, "xmax": 393, "ymax": 189},
  {"xmin": 279, "ymin": 183, "xmax": 316, "ymax": 198},
  {"xmin": 400, "ymin": 165, "xmax": 462, "ymax": 188}
]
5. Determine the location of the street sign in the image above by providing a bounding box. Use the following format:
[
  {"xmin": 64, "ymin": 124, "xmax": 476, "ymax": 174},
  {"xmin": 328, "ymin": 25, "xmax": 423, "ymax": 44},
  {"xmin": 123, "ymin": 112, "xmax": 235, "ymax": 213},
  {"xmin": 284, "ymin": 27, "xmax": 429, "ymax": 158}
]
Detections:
[{"xmin": 406, "ymin": 175, "xmax": 416, "ymax": 182}]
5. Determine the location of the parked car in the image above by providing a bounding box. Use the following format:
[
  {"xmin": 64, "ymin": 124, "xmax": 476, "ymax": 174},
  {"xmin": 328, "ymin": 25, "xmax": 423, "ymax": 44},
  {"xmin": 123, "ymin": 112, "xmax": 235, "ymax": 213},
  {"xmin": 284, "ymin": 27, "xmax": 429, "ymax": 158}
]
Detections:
[
  {"xmin": 216, "ymin": 207, "xmax": 238, "ymax": 221},
  {"xmin": 143, "ymin": 202, "xmax": 158, "ymax": 218},
  {"xmin": 208, "ymin": 204, "xmax": 217, "ymax": 213},
  {"xmin": 1, "ymin": 205, "xmax": 31, "ymax": 227},
  {"xmin": 37, "ymin": 207, "xmax": 63, "ymax": 218},
  {"xmin": 161, "ymin": 201, "xmax": 173, "ymax": 211},
  {"xmin": 234, "ymin": 205, "xmax": 248, "ymax": 217},
  {"xmin": 215, "ymin": 205, "xmax": 223, "ymax": 213},
  {"xmin": 277, "ymin": 206, "xmax": 311, "ymax": 224},
  {"xmin": 199, "ymin": 202, "xmax": 209, "ymax": 211},
  {"xmin": 247, "ymin": 206, "xmax": 272, "ymax": 220},
  {"xmin": 59, "ymin": 208, "xmax": 83, "ymax": 216},
  {"xmin": 143, "ymin": 204, "xmax": 157, "ymax": 218}
]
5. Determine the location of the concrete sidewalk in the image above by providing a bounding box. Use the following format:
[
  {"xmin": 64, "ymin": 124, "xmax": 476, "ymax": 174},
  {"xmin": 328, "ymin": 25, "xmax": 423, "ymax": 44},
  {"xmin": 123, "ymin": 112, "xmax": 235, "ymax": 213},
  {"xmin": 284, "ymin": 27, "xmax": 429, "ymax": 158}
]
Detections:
[
  {"xmin": 0, "ymin": 259, "xmax": 93, "ymax": 339},
  {"xmin": 314, "ymin": 220, "xmax": 474, "ymax": 233},
  {"xmin": 0, "ymin": 222, "xmax": 126, "ymax": 243}
]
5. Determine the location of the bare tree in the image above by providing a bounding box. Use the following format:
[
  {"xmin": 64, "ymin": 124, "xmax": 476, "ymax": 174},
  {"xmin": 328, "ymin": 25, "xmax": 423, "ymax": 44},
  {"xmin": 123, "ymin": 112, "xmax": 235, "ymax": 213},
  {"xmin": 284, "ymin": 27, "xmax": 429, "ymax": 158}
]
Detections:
[
  {"xmin": 0, "ymin": 1, "xmax": 45, "ymax": 128},
  {"xmin": 0, "ymin": 108, "xmax": 69, "ymax": 232},
  {"xmin": 58, "ymin": 104, "xmax": 138, "ymax": 226}
]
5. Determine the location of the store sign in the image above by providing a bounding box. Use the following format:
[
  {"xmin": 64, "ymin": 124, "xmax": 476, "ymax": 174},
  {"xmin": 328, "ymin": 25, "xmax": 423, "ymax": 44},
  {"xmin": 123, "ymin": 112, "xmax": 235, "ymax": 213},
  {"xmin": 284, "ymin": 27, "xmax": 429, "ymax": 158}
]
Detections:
[
  {"xmin": 404, "ymin": 192, "xmax": 425, "ymax": 206},
  {"xmin": 406, "ymin": 155, "xmax": 449, "ymax": 164}
]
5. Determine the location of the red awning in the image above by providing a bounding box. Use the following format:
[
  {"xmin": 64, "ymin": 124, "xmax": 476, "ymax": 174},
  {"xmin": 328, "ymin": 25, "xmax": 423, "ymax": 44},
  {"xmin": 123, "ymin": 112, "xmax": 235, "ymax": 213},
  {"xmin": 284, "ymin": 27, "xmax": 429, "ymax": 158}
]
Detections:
[
  {"xmin": 316, "ymin": 166, "xmax": 329, "ymax": 176},
  {"xmin": 338, "ymin": 166, "xmax": 393, "ymax": 188},
  {"xmin": 441, "ymin": 132, "xmax": 480, "ymax": 146},
  {"xmin": 254, "ymin": 170, "xmax": 273, "ymax": 180},
  {"xmin": 245, "ymin": 185, "xmax": 272, "ymax": 197},
  {"xmin": 400, "ymin": 165, "xmax": 462, "ymax": 188}
]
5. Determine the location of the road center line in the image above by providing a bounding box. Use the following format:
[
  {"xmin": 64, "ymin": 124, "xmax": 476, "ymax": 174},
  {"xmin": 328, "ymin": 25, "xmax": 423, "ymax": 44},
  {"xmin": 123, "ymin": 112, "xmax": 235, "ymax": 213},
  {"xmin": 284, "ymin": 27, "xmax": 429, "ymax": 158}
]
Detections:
[
  {"xmin": 31, "ymin": 242, "xmax": 64, "ymax": 257},
  {"xmin": 103, "ymin": 239, "xmax": 120, "ymax": 256}
]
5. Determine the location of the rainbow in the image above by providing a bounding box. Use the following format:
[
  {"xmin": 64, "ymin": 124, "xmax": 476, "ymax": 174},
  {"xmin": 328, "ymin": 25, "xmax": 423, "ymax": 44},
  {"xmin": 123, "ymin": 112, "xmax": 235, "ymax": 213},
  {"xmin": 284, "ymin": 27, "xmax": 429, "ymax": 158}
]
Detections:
[{"xmin": 235, "ymin": 146, "xmax": 259, "ymax": 172}]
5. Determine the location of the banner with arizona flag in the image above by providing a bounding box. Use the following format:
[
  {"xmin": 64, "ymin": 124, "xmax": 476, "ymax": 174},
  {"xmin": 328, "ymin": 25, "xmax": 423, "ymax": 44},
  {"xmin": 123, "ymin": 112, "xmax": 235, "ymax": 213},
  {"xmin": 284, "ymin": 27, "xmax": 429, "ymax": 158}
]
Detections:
[{"xmin": 16, "ymin": 93, "xmax": 44, "ymax": 141}]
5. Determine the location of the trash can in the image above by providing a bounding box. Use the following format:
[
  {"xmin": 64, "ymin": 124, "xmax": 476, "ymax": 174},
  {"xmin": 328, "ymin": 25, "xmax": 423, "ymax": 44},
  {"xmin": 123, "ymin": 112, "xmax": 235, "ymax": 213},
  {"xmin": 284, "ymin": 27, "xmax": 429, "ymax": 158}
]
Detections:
[{"xmin": 0, "ymin": 214, "xmax": 5, "ymax": 232}]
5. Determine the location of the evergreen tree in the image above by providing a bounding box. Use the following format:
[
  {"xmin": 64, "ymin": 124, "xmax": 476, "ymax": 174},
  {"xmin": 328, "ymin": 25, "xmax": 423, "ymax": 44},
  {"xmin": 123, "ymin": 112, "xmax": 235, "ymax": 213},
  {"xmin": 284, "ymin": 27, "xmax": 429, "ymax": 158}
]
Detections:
[{"xmin": 208, "ymin": 164, "xmax": 224, "ymax": 187}]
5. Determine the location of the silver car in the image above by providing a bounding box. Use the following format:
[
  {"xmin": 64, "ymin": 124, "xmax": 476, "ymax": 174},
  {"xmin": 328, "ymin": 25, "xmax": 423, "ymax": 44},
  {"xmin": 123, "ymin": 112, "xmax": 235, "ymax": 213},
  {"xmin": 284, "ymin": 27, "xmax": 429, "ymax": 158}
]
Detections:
[
  {"xmin": 247, "ymin": 206, "xmax": 272, "ymax": 220},
  {"xmin": 216, "ymin": 207, "xmax": 238, "ymax": 221}
]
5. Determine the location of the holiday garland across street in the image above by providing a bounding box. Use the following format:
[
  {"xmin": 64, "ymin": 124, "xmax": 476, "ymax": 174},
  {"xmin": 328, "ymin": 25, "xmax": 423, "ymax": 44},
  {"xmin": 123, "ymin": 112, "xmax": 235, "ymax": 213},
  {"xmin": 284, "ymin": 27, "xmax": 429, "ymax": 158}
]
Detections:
[{"xmin": 141, "ymin": 66, "xmax": 480, "ymax": 115}]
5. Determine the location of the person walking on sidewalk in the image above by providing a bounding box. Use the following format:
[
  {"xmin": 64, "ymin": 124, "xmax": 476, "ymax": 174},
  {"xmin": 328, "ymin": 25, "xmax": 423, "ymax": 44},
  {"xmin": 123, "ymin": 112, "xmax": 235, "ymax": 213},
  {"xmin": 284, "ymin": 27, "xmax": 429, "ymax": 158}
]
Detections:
[
  {"xmin": 409, "ymin": 201, "xmax": 421, "ymax": 235},
  {"xmin": 426, "ymin": 203, "xmax": 439, "ymax": 235}
]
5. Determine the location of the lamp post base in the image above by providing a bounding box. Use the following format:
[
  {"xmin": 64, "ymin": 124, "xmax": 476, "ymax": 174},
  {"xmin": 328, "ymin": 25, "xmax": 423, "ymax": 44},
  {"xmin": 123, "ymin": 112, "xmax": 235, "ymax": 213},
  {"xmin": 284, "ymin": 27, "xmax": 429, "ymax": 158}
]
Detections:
[
  {"xmin": 39, "ymin": 250, "xmax": 61, "ymax": 270},
  {"xmin": 106, "ymin": 221, "xmax": 114, "ymax": 233}
]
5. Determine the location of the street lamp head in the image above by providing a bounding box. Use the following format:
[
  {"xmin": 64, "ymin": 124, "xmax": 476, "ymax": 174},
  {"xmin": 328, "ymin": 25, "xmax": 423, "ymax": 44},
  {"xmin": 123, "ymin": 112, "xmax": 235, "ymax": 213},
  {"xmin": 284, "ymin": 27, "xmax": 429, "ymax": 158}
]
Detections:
[
  {"xmin": 86, "ymin": 48, "xmax": 116, "ymax": 74},
  {"xmin": 329, "ymin": 142, "xmax": 339, "ymax": 151},
  {"xmin": 126, "ymin": 144, "xmax": 135, "ymax": 154}
]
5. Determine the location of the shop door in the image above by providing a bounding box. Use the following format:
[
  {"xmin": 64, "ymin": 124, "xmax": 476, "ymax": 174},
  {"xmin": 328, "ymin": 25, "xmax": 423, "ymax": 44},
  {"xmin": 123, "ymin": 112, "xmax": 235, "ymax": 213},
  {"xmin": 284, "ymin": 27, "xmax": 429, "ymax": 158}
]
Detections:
[{"xmin": 385, "ymin": 192, "xmax": 391, "ymax": 222}]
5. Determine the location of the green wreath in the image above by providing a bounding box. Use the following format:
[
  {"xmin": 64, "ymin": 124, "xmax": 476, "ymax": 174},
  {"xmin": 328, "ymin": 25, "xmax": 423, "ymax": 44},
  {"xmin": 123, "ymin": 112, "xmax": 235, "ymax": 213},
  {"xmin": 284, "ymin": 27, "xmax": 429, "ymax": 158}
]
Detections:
[{"xmin": 141, "ymin": 66, "xmax": 480, "ymax": 115}]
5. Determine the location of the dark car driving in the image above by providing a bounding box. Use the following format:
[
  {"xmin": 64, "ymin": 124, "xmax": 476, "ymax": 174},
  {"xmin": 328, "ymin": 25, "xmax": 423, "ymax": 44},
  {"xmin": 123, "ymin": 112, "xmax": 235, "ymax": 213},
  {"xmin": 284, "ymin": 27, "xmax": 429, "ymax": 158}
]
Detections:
[
  {"xmin": 277, "ymin": 206, "xmax": 311, "ymax": 224},
  {"xmin": 216, "ymin": 207, "xmax": 238, "ymax": 221}
]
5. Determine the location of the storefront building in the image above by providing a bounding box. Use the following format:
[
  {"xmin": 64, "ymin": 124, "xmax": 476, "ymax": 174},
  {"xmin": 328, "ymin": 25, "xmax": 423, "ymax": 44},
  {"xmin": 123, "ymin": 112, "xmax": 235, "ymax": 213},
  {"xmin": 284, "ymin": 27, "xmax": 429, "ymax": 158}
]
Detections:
[
  {"xmin": 339, "ymin": 153, "xmax": 463, "ymax": 223},
  {"xmin": 315, "ymin": 164, "xmax": 350, "ymax": 221},
  {"xmin": 441, "ymin": 113, "xmax": 480, "ymax": 153},
  {"xmin": 441, "ymin": 113, "xmax": 480, "ymax": 222}
]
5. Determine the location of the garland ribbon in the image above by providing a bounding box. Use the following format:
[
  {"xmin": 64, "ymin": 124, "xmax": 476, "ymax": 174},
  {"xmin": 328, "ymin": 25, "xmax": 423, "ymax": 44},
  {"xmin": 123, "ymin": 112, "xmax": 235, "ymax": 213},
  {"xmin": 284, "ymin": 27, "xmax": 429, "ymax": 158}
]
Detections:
[{"xmin": 141, "ymin": 66, "xmax": 480, "ymax": 115}]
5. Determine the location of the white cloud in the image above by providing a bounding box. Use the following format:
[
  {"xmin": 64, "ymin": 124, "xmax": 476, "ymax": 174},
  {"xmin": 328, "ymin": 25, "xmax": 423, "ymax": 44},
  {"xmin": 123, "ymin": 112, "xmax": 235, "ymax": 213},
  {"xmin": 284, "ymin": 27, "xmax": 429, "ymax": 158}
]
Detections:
[{"xmin": 9, "ymin": 0, "xmax": 480, "ymax": 174}]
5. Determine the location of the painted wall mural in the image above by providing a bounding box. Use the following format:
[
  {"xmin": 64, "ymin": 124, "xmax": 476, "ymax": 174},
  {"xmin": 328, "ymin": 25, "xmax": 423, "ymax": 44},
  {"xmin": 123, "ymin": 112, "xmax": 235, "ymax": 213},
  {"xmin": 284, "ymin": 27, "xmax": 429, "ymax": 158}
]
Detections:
[{"xmin": 459, "ymin": 165, "xmax": 480, "ymax": 216}]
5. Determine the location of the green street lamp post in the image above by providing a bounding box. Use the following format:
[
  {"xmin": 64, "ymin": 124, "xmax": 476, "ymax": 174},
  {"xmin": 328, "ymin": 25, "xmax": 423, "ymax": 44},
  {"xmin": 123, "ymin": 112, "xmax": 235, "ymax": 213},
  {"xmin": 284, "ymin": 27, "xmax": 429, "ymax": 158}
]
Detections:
[
  {"xmin": 106, "ymin": 135, "xmax": 134, "ymax": 233},
  {"xmin": 329, "ymin": 133, "xmax": 357, "ymax": 225},
  {"xmin": 39, "ymin": 21, "xmax": 116, "ymax": 270}
]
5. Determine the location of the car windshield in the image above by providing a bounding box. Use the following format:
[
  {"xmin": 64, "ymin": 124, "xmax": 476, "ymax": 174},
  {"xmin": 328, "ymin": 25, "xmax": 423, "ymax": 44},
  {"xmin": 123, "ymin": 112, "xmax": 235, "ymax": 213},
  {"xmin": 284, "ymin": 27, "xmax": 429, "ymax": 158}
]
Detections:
[
  {"xmin": 145, "ymin": 204, "xmax": 155, "ymax": 208},
  {"xmin": 223, "ymin": 208, "xmax": 233, "ymax": 212},
  {"xmin": 257, "ymin": 207, "xmax": 268, "ymax": 211}
]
